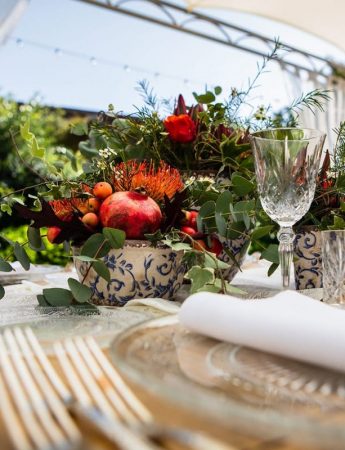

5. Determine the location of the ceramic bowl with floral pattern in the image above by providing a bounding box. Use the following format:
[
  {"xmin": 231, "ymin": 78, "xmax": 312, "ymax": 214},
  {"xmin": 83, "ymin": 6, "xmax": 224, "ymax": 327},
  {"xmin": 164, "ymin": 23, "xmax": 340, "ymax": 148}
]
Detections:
[{"xmin": 74, "ymin": 241, "xmax": 185, "ymax": 306}]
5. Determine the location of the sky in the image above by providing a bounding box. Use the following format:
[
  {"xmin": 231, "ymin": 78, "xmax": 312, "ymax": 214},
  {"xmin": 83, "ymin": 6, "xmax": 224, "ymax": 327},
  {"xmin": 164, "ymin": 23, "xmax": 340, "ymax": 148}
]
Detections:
[{"xmin": 1, "ymin": 0, "xmax": 345, "ymax": 114}]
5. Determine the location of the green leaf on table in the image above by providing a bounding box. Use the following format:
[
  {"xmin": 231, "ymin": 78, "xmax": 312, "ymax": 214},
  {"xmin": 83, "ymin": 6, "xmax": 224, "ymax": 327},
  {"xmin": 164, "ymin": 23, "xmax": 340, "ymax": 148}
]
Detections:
[
  {"xmin": 27, "ymin": 227, "xmax": 45, "ymax": 251},
  {"xmin": 81, "ymin": 233, "xmax": 111, "ymax": 258},
  {"xmin": 102, "ymin": 228, "xmax": 126, "ymax": 249},
  {"xmin": 37, "ymin": 294, "xmax": 49, "ymax": 306},
  {"xmin": 13, "ymin": 243, "xmax": 30, "ymax": 271},
  {"xmin": 68, "ymin": 278, "xmax": 92, "ymax": 303},
  {"xmin": 0, "ymin": 285, "xmax": 4, "ymax": 299},
  {"xmin": 231, "ymin": 173, "xmax": 255, "ymax": 196},
  {"xmin": 42, "ymin": 288, "xmax": 73, "ymax": 306},
  {"xmin": 0, "ymin": 258, "xmax": 13, "ymax": 272},
  {"xmin": 93, "ymin": 260, "xmax": 111, "ymax": 282},
  {"xmin": 261, "ymin": 244, "xmax": 280, "ymax": 264},
  {"xmin": 251, "ymin": 225, "xmax": 274, "ymax": 241},
  {"xmin": 186, "ymin": 266, "xmax": 215, "ymax": 294}
]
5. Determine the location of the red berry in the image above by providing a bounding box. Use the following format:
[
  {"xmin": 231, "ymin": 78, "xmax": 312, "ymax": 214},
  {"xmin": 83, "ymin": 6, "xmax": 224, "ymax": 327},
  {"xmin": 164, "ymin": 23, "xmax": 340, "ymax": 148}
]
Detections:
[
  {"xmin": 47, "ymin": 226, "xmax": 61, "ymax": 244},
  {"xmin": 181, "ymin": 226, "xmax": 197, "ymax": 236},
  {"xmin": 209, "ymin": 237, "xmax": 223, "ymax": 257}
]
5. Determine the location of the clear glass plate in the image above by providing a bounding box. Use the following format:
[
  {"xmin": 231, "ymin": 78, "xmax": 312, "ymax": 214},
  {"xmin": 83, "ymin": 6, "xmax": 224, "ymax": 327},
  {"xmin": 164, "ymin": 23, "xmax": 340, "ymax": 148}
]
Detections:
[
  {"xmin": 110, "ymin": 315, "xmax": 345, "ymax": 449},
  {"xmin": 0, "ymin": 305, "xmax": 156, "ymax": 354},
  {"xmin": 0, "ymin": 264, "xmax": 62, "ymax": 285}
]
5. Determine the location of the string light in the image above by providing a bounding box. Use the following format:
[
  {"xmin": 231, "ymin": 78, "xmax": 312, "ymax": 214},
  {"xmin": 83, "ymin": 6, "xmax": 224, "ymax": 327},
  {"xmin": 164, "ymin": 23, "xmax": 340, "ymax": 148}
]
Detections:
[{"xmin": 9, "ymin": 36, "xmax": 212, "ymax": 88}]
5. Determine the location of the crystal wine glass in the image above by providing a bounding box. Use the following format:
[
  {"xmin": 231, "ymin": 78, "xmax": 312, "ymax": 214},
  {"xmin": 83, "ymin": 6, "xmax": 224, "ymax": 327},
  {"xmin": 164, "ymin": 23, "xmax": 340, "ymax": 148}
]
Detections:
[{"xmin": 250, "ymin": 128, "xmax": 326, "ymax": 288}]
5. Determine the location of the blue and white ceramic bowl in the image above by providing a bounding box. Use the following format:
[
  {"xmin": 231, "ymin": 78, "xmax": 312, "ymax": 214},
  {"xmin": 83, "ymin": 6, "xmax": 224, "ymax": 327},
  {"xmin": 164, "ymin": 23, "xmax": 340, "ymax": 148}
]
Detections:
[
  {"xmin": 217, "ymin": 234, "xmax": 250, "ymax": 281},
  {"xmin": 74, "ymin": 241, "xmax": 186, "ymax": 306},
  {"xmin": 293, "ymin": 227, "xmax": 322, "ymax": 290}
]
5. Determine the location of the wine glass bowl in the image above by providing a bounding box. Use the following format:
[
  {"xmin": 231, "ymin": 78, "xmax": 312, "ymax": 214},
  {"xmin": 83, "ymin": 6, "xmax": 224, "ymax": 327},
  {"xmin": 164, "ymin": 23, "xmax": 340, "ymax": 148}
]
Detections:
[{"xmin": 250, "ymin": 128, "xmax": 326, "ymax": 288}]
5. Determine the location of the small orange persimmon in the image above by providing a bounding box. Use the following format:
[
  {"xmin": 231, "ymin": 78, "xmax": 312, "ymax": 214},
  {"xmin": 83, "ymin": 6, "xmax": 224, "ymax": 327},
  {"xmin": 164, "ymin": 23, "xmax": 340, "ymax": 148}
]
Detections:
[
  {"xmin": 82, "ymin": 212, "xmax": 99, "ymax": 228},
  {"xmin": 87, "ymin": 197, "xmax": 101, "ymax": 213},
  {"xmin": 93, "ymin": 182, "xmax": 113, "ymax": 199}
]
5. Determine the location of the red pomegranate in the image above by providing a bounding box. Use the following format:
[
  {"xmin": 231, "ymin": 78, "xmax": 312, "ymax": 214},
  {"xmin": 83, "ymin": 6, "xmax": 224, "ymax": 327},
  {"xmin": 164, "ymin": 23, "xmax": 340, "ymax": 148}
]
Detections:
[{"xmin": 99, "ymin": 191, "xmax": 162, "ymax": 239}]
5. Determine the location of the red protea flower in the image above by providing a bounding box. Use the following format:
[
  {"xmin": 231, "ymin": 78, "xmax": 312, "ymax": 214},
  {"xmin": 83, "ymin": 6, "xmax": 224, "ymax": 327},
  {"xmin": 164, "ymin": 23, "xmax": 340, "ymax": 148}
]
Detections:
[
  {"xmin": 49, "ymin": 198, "xmax": 88, "ymax": 222},
  {"xmin": 164, "ymin": 114, "xmax": 196, "ymax": 143},
  {"xmin": 112, "ymin": 161, "xmax": 184, "ymax": 202}
]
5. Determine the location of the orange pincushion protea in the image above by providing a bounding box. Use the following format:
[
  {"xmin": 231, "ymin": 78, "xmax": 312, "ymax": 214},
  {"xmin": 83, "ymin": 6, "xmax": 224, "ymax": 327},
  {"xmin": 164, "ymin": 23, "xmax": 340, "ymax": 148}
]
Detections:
[
  {"xmin": 112, "ymin": 161, "xmax": 184, "ymax": 202},
  {"xmin": 49, "ymin": 198, "xmax": 88, "ymax": 222}
]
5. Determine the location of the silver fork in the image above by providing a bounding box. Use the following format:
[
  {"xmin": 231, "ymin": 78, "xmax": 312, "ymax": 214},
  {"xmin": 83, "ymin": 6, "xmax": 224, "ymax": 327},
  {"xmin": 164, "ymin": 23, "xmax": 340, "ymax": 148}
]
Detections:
[
  {"xmin": 54, "ymin": 335, "xmax": 236, "ymax": 450},
  {"xmin": 0, "ymin": 327, "xmax": 81, "ymax": 450}
]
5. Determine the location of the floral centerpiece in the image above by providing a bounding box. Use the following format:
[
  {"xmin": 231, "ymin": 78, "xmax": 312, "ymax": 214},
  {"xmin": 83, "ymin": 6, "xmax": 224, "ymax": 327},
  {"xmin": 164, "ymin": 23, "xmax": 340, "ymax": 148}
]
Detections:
[{"xmin": 0, "ymin": 41, "xmax": 330, "ymax": 305}]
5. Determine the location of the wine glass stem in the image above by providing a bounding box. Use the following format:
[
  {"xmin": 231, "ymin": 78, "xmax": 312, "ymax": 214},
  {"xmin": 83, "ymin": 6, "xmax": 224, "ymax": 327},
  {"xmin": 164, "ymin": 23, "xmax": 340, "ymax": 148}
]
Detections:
[{"xmin": 278, "ymin": 226, "xmax": 294, "ymax": 288}]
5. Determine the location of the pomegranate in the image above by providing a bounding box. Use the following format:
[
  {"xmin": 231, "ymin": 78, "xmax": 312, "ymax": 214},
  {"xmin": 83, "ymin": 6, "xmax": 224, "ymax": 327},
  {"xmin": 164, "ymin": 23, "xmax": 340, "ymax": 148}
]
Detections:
[{"xmin": 99, "ymin": 191, "xmax": 162, "ymax": 239}]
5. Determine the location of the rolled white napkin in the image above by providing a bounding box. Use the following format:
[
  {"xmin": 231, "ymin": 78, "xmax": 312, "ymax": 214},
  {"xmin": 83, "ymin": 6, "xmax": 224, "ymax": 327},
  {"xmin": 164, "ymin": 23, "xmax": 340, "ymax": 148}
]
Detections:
[{"xmin": 179, "ymin": 290, "xmax": 345, "ymax": 373}]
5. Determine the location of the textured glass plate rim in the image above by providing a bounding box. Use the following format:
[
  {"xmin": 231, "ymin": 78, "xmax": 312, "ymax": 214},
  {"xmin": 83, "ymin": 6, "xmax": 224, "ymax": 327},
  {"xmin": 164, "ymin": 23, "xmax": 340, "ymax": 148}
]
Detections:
[
  {"xmin": 0, "ymin": 265, "xmax": 62, "ymax": 283},
  {"xmin": 110, "ymin": 315, "xmax": 345, "ymax": 446}
]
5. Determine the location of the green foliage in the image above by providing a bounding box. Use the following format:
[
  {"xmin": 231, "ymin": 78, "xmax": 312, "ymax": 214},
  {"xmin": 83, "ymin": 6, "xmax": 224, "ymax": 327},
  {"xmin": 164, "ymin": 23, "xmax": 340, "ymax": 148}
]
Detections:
[{"xmin": 0, "ymin": 225, "xmax": 67, "ymax": 266}]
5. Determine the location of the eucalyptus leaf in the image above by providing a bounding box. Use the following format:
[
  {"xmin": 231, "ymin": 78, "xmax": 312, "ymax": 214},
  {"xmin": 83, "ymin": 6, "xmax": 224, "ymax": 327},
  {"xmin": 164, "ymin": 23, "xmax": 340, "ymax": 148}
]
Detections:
[
  {"xmin": 75, "ymin": 255, "xmax": 97, "ymax": 262},
  {"xmin": 251, "ymin": 225, "xmax": 274, "ymax": 241},
  {"xmin": 102, "ymin": 228, "xmax": 126, "ymax": 249},
  {"xmin": 27, "ymin": 227, "xmax": 45, "ymax": 251},
  {"xmin": 268, "ymin": 262, "xmax": 279, "ymax": 276},
  {"xmin": 231, "ymin": 174, "xmax": 255, "ymax": 196},
  {"xmin": 261, "ymin": 244, "xmax": 280, "ymax": 264},
  {"xmin": 81, "ymin": 234, "xmax": 111, "ymax": 258},
  {"xmin": 214, "ymin": 86, "xmax": 222, "ymax": 95},
  {"xmin": 68, "ymin": 278, "xmax": 92, "ymax": 303},
  {"xmin": 197, "ymin": 201, "xmax": 215, "ymax": 232},
  {"xmin": 42, "ymin": 288, "xmax": 73, "ymax": 306},
  {"xmin": 194, "ymin": 91, "xmax": 216, "ymax": 104},
  {"xmin": 13, "ymin": 243, "xmax": 30, "ymax": 271},
  {"xmin": 0, "ymin": 258, "xmax": 13, "ymax": 272},
  {"xmin": 93, "ymin": 260, "xmax": 111, "ymax": 282}
]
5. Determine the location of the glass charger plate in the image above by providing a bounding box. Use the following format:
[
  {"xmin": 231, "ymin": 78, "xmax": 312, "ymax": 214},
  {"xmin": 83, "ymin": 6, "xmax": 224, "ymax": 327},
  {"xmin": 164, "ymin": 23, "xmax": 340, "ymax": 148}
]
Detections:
[
  {"xmin": 0, "ymin": 264, "xmax": 62, "ymax": 285},
  {"xmin": 0, "ymin": 305, "xmax": 158, "ymax": 354},
  {"xmin": 110, "ymin": 315, "xmax": 345, "ymax": 449}
]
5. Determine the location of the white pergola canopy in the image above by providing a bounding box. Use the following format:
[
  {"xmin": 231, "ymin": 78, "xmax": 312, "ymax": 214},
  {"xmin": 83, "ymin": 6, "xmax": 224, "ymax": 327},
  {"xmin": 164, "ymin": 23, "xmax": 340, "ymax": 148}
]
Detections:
[
  {"xmin": 185, "ymin": 0, "xmax": 345, "ymax": 53},
  {"xmin": 0, "ymin": 0, "xmax": 28, "ymax": 44}
]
